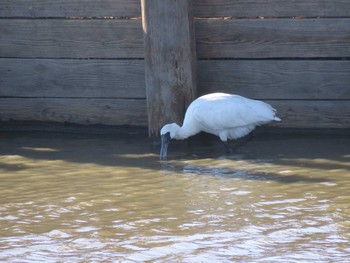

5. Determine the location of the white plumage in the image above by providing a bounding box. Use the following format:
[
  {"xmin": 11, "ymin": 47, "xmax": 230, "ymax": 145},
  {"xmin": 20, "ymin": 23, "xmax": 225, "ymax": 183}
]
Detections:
[{"xmin": 160, "ymin": 93, "xmax": 281, "ymax": 159}]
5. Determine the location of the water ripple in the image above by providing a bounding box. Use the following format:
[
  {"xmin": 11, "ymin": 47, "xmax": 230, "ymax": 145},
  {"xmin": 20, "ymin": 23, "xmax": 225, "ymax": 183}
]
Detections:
[{"xmin": 1, "ymin": 134, "xmax": 349, "ymax": 262}]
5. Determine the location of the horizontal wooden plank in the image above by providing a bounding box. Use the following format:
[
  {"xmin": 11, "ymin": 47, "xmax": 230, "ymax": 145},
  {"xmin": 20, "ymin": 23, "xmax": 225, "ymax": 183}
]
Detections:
[
  {"xmin": 2, "ymin": 18, "xmax": 349, "ymax": 59},
  {"xmin": 0, "ymin": 99, "xmax": 348, "ymax": 129},
  {"xmin": 193, "ymin": 0, "xmax": 350, "ymax": 18},
  {"xmin": 0, "ymin": 59, "xmax": 145, "ymax": 98},
  {"xmin": 0, "ymin": 19, "xmax": 143, "ymax": 58},
  {"xmin": 198, "ymin": 60, "xmax": 350, "ymax": 99},
  {"xmin": 195, "ymin": 18, "xmax": 350, "ymax": 58},
  {"xmin": 1, "ymin": 1, "xmax": 349, "ymax": 18},
  {"xmin": 269, "ymin": 100, "xmax": 350, "ymax": 128},
  {"xmin": 0, "ymin": 0, "xmax": 141, "ymax": 17},
  {"xmin": 0, "ymin": 120, "xmax": 149, "ymax": 135},
  {"xmin": 0, "ymin": 98, "xmax": 148, "ymax": 126},
  {"xmin": 2, "ymin": 59, "xmax": 349, "ymax": 101}
]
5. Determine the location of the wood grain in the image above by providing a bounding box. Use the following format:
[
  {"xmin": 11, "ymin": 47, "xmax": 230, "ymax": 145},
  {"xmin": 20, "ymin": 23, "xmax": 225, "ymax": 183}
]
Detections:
[
  {"xmin": 1, "ymin": 0, "xmax": 349, "ymax": 18},
  {"xmin": 193, "ymin": 0, "xmax": 350, "ymax": 17},
  {"xmin": 195, "ymin": 18, "xmax": 350, "ymax": 58},
  {"xmin": 0, "ymin": 98, "xmax": 148, "ymax": 126},
  {"xmin": 142, "ymin": 0, "xmax": 197, "ymax": 136},
  {"xmin": 0, "ymin": 98, "xmax": 349, "ymax": 128},
  {"xmin": 2, "ymin": 58, "xmax": 349, "ymax": 100},
  {"xmin": 2, "ymin": 18, "xmax": 349, "ymax": 59},
  {"xmin": 268, "ymin": 100, "xmax": 350, "ymax": 128},
  {"xmin": 1, "ymin": 1, "xmax": 350, "ymax": 130},
  {"xmin": 0, "ymin": 0, "xmax": 141, "ymax": 17},
  {"xmin": 0, "ymin": 59, "xmax": 145, "ymax": 98},
  {"xmin": 198, "ymin": 60, "xmax": 350, "ymax": 99},
  {"xmin": 0, "ymin": 19, "xmax": 143, "ymax": 58}
]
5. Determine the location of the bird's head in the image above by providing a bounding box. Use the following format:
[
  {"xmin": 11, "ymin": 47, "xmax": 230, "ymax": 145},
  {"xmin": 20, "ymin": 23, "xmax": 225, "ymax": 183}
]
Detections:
[{"xmin": 159, "ymin": 123, "xmax": 180, "ymax": 160}]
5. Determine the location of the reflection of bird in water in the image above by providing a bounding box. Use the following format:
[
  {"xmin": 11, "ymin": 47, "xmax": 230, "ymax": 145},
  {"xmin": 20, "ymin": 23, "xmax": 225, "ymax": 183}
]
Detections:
[{"xmin": 160, "ymin": 93, "xmax": 281, "ymax": 160}]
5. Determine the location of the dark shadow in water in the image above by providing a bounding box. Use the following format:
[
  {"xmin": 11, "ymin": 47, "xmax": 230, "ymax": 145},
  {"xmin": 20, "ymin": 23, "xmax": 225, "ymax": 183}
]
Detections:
[
  {"xmin": 0, "ymin": 131, "xmax": 348, "ymax": 184},
  {"xmin": 0, "ymin": 162, "xmax": 27, "ymax": 172},
  {"xmin": 159, "ymin": 162, "xmax": 331, "ymax": 184},
  {"xmin": 277, "ymin": 158, "xmax": 350, "ymax": 172}
]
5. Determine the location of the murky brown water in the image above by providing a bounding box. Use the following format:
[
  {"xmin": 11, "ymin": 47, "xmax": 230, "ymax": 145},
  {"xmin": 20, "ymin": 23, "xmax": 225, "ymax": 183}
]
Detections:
[{"xmin": 0, "ymin": 132, "xmax": 349, "ymax": 262}]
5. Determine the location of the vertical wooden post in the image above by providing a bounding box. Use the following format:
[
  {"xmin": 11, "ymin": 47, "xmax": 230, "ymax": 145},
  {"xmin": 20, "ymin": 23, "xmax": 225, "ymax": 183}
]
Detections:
[{"xmin": 141, "ymin": 0, "xmax": 197, "ymax": 137}]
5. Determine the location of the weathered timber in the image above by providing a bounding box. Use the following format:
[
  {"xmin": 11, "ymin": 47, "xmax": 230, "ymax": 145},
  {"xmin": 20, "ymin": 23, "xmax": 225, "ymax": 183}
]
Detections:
[
  {"xmin": 198, "ymin": 60, "xmax": 350, "ymax": 99},
  {"xmin": 195, "ymin": 18, "xmax": 350, "ymax": 58},
  {"xmin": 141, "ymin": 0, "xmax": 197, "ymax": 137},
  {"xmin": 2, "ymin": 0, "xmax": 349, "ymax": 18},
  {"xmin": 1, "ymin": 1, "xmax": 350, "ymax": 131},
  {"xmin": 268, "ymin": 100, "xmax": 350, "ymax": 128},
  {"xmin": 0, "ymin": 59, "xmax": 145, "ymax": 98},
  {"xmin": 2, "ymin": 18, "xmax": 350, "ymax": 59},
  {"xmin": 0, "ymin": 99, "xmax": 349, "ymax": 129},
  {"xmin": 0, "ymin": 0, "xmax": 141, "ymax": 17},
  {"xmin": 0, "ymin": 19, "xmax": 143, "ymax": 58},
  {"xmin": 193, "ymin": 0, "xmax": 350, "ymax": 17},
  {"xmin": 0, "ymin": 98, "xmax": 148, "ymax": 126},
  {"xmin": 2, "ymin": 58, "xmax": 350, "ymax": 100},
  {"xmin": 0, "ymin": 120, "xmax": 148, "ymax": 135}
]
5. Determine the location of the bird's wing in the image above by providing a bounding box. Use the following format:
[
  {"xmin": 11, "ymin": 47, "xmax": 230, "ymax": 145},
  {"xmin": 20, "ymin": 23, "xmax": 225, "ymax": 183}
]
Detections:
[{"xmin": 189, "ymin": 95, "xmax": 276, "ymax": 132}]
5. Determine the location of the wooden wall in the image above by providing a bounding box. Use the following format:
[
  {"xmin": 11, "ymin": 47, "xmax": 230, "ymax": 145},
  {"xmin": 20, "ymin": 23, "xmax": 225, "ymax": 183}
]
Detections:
[
  {"xmin": 195, "ymin": 1, "xmax": 350, "ymax": 129},
  {"xmin": 1, "ymin": 0, "xmax": 350, "ymax": 130},
  {"xmin": 0, "ymin": 1, "xmax": 147, "ymax": 127}
]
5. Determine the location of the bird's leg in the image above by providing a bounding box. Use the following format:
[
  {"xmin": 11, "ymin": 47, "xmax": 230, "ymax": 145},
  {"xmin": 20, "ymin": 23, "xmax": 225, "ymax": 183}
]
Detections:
[
  {"xmin": 223, "ymin": 141, "xmax": 234, "ymax": 154},
  {"xmin": 237, "ymin": 131, "xmax": 256, "ymax": 147},
  {"xmin": 222, "ymin": 132, "xmax": 256, "ymax": 154},
  {"xmin": 232, "ymin": 132, "xmax": 256, "ymax": 150}
]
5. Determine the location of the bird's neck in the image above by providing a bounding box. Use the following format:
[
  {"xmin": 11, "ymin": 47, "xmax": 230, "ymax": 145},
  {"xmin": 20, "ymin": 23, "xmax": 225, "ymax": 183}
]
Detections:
[{"xmin": 175, "ymin": 124, "xmax": 198, "ymax": 140}]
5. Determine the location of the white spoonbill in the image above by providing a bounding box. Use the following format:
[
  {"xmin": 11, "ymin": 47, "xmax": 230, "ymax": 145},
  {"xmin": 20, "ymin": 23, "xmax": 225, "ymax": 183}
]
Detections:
[{"xmin": 160, "ymin": 93, "xmax": 281, "ymax": 160}]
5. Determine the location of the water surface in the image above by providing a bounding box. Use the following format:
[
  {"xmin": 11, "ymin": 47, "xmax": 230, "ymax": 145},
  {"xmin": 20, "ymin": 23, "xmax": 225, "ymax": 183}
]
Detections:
[{"xmin": 0, "ymin": 132, "xmax": 349, "ymax": 262}]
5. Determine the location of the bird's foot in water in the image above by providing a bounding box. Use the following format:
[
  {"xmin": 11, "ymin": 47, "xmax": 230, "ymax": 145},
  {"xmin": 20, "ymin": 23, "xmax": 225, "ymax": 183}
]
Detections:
[{"xmin": 223, "ymin": 142, "xmax": 234, "ymax": 154}]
